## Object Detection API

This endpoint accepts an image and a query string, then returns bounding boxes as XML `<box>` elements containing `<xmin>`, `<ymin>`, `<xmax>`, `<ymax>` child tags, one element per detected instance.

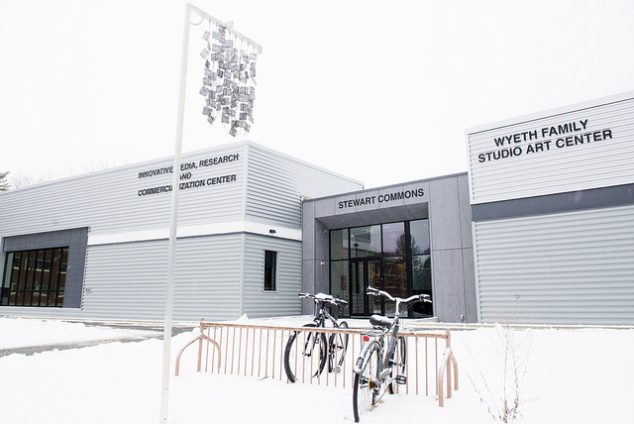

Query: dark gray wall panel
<box><xmin>431</xmin><ymin>249</ymin><xmax>466</xmax><ymax>322</ymax></box>
<box><xmin>429</xmin><ymin>177</ymin><xmax>462</xmax><ymax>251</ymax></box>
<box><xmin>457</xmin><ymin>176</ymin><xmax>473</xmax><ymax>249</ymax></box>
<box><xmin>462</xmin><ymin>248</ymin><xmax>477</xmax><ymax>322</ymax></box>
<box><xmin>472</xmin><ymin>182</ymin><xmax>634</xmax><ymax>221</ymax></box>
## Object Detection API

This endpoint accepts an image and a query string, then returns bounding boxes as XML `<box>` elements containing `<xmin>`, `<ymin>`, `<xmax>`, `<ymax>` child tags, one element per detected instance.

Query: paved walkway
<box><xmin>0</xmin><ymin>324</ymin><xmax>193</xmax><ymax>358</ymax></box>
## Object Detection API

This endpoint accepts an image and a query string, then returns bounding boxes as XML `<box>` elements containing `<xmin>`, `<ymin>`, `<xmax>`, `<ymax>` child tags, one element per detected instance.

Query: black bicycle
<box><xmin>283</xmin><ymin>293</ymin><xmax>349</xmax><ymax>383</ymax></box>
<box><xmin>352</xmin><ymin>286</ymin><xmax>431</xmax><ymax>422</ymax></box>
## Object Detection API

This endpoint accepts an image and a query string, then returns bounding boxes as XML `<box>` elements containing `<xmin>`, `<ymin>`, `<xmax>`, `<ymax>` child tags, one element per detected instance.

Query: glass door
<box><xmin>350</xmin><ymin>259</ymin><xmax>382</xmax><ymax>316</ymax></box>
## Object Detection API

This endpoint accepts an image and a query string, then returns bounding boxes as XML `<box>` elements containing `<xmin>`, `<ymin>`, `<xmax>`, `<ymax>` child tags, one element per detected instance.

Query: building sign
<box><xmin>467</xmin><ymin>93</ymin><xmax>634</xmax><ymax>205</ymax></box>
<box><xmin>136</xmin><ymin>153</ymin><xmax>240</xmax><ymax>197</ymax></box>
<box><xmin>337</xmin><ymin>187</ymin><xmax>425</xmax><ymax>210</ymax></box>
<box><xmin>477</xmin><ymin>119</ymin><xmax>614</xmax><ymax>164</ymax></box>
<box><xmin>332</xmin><ymin>184</ymin><xmax>428</xmax><ymax>215</ymax></box>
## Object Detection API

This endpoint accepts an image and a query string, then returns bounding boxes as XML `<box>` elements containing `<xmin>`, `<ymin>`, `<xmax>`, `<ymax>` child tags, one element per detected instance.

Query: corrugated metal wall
<box><xmin>0</xmin><ymin>141</ymin><xmax>362</xmax><ymax>321</ymax></box>
<box><xmin>246</xmin><ymin>144</ymin><xmax>363</xmax><ymax>227</ymax></box>
<box><xmin>83</xmin><ymin>236</ymin><xmax>243</xmax><ymax>321</ymax></box>
<box><xmin>473</xmin><ymin>205</ymin><xmax>634</xmax><ymax>324</ymax></box>
<box><xmin>242</xmin><ymin>234</ymin><xmax>302</xmax><ymax>318</ymax></box>
<box><xmin>0</xmin><ymin>144</ymin><xmax>246</xmax><ymax>238</ymax></box>
<box><xmin>468</xmin><ymin>94</ymin><xmax>634</xmax><ymax>204</ymax></box>
<box><xmin>0</xmin><ymin>235</ymin><xmax>243</xmax><ymax>321</ymax></box>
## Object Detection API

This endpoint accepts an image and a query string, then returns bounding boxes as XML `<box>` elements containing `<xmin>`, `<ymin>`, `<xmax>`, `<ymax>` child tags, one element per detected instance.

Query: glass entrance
<box><xmin>330</xmin><ymin>219</ymin><xmax>433</xmax><ymax>318</ymax></box>
<box><xmin>350</xmin><ymin>259</ymin><xmax>382</xmax><ymax>316</ymax></box>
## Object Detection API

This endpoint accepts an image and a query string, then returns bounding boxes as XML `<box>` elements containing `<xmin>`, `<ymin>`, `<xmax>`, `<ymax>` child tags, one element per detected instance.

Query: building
<box><xmin>468</xmin><ymin>91</ymin><xmax>634</xmax><ymax>325</ymax></box>
<box><xmin>301</xmin><ymin>174</ymin><xmax>475</xmax><ymax>323</ymax></box>
<box><xmin>2</xmin><ymin>92</ymin><xmax>634</xmax><ymax>324</ymax></box>
<box><xmin>0</xmin><ymin>141</ymin><xmax>362</xmax><ymax>321</ymax></box>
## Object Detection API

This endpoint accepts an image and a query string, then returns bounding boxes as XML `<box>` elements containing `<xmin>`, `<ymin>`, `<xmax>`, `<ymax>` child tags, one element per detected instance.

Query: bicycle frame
<box><xmin>354</xmin><ymin>318</ymin><xmax>400</xmax><ymax>379</ymax></box>
<box><xmin>305</xmin><ymin>298</ymin><xmax>343</xmax><ymax>352</ymax></box>
<box><xmin>354</xmin><ymin>287</ymin><xmax>429</xmax><ymax>380</ymax></box>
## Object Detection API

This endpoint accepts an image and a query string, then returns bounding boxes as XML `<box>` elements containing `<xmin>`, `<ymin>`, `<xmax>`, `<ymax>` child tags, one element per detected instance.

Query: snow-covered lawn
<box><xmin>0</xmin><ymin>317</ymin><xmax>632</xmax><ymax>424</ymax></box>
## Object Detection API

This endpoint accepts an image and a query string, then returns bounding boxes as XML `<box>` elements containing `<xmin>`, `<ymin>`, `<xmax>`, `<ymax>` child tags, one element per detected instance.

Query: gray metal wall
<box><xmin>245</xmin><ymin>144</ymin><xmax>363</xmax><ymax>228</ymax></box>
<box><xmin>428</xmin><ymin>174</ymin><xmax>476</xmax><ymax>323</ymax></box>
<box><xmin>0</xmin><ymin>141</ymin><xmax>361</xmax><ymax>321</ymax></box>
<box><xmin>468</xmin><ymin>92</ymin><xmax>634</xmax><ymax>325</ymax></box>
<box><xmin>242</xmin><ymin>234</ymin><xmax>302</xmax><ymax>318</ymax></box>
<box><xmin>468</xmin><ymin>92</ymin><xmax>634</xmax><ymax>204</ymax></box>
<box><xmin>0</xmin><ymin>235</ymin><xmax>243</xmax><ymax>321</ymax></box>
<box><xmin>0</xmin><ymin>144</ymin><xmax>247</xmax><ymax>238</ymax></box>
<box><xmin>302</xmin><ymin>174</ymin><xmax>476</xmax><ymax>322</ymax></box>
<box><xmin>473</xmin><ymin>204</ymin><xmax>634</xmax><ymax>325</ymax></box>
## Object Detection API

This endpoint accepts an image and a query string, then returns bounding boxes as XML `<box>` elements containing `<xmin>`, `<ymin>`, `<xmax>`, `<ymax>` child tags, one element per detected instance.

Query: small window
<box><xmin>264</xmin><ymin>250</ymin><xmax>277</xmax><ymax>291</ymax></box>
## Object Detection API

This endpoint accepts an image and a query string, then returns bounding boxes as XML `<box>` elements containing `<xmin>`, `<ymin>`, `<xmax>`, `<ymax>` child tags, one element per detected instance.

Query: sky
<box><xmin>1</xmin><ymin>0</ymin><xmax>633</xmax><ymax>189</ymax></box>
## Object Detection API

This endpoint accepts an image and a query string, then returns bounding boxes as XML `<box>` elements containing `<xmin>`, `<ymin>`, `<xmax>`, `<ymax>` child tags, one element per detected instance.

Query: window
<box><xmin>329</xmin><ymin>219</ymin><xmax>433</xmax><ymax>317</ymax></box>
<box><xmin>264</xmin><ymin>250</ymin><xmax>277</xmax><ymax>291</ymax></box>
<box><xmin>1</xmin><ymin>247</ymin><xmax>68</xmax><ymax>307</ymax></box>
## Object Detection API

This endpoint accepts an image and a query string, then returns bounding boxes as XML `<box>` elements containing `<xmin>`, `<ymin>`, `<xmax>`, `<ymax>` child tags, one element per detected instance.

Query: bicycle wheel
<box><xmin>283</xmin><ymin>323</ymin><xmax>327</xmax><ymax>383</ymax></box>
<box><xmin>353</xmin><ymin>346</ymin><xmax>380</xmax><ymax>423</ymax></box>
<box><xmin>387</xmin><ymin>336</ymin><xmax>407</xmax><ymax>394</ymax></box>
<box><xmin>328</xmin><ymin>320</ymin><xmax>349</xmax><ymax>373</ymax></box>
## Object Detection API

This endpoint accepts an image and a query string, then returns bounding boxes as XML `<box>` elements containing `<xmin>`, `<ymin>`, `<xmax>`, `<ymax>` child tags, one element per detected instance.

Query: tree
<box><xmin>0</xmin><ymin>171</ymin><xmax>9</xmax><ymax>191</ymax></box>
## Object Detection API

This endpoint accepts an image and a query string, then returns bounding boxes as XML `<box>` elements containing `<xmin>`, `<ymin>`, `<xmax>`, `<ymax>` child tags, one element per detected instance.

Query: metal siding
<box><xmin>245</xmin><ymin>144</ymin><xmax>363</xmax><ymax>228</ymax></box>
<box><xmin>0</xmin><ymin>141</ymin><xmax>363</xmax><ymax>321</ymax></box>
<box><xmin>242</xmin><ymin>234</ymin><xmax>302</xmax><ymax>318</ymax></box>
<box><xmin>0</xmin><ymin>145</ymin><xmax>247</xmax><ymax>238</ymax></box>
<box><xmin>474</xmin><ymin>205</ymin><xmax>634</xmax><ymax>324</ymax></box>
<box><xmin>468</xmin><ymin>96</ymin><xmax>634</xmax><ymax>204</ymax></box>
<box><xmin>0</xmin><ymin>235</ymin><xmax>243</xmax><ymax>321</ymax></box>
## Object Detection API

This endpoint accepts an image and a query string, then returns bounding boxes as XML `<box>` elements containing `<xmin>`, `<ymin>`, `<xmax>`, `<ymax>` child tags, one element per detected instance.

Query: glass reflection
<box><xmin>330</xmin><ymin>229</ymin><xmax>349</xmax><ymax>260</ymax></box>
<box><xmin>382</xmin><ymin>222</ymin><xmax>405</xmax><ymax>256</ymax></box>
<box><xmin>350</xmin><ymin>225</ymin><xmax>381</xmax><ymax>258</ymax></box>
<box><xmin>330</xmin><ymin>260</ymin><xmax>349</xmax><ymax>315</ymax></box>
<box><xmin>410</xmin><ymin>220</ymin><xmax>431</xmax><ymax>254</ymax></box>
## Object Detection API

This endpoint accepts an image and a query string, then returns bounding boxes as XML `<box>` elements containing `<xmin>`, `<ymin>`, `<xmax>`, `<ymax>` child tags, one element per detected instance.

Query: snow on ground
<box><xmin>0</xmin><ymin>317</ymin><xmax>633</xmax><ymax>424</ymax></box>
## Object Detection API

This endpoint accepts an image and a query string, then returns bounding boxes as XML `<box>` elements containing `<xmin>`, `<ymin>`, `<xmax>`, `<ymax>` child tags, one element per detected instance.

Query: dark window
<box><xmin>264</xmin><ymin>250</ymin><xmax>277</xmax><ymax>291</ymax></box>
<box><xmin>1</xmin><ymin>247</ymin><xmax>68</xmax><ymax>307</ymax></box>
<box><xmin>329</xmin><ymin>219</ymin><xmax>433</xmax><ymax>317</ymax></box>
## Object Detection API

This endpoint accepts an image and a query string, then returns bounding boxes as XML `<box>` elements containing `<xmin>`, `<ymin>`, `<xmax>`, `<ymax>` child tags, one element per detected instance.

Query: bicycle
<box><xmin>283</xmin><ymin>292</ymin><xmax>349</xmax><ymax>383</ymax></box>
<box><xmin>352</xmin><ymin>286</ymin><xmax>431</xmax><ymax>422</ymax></box>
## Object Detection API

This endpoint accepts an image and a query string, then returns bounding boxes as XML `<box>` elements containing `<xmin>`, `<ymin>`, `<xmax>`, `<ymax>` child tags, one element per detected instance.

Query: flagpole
<box><xmin>159</xmin><ymin>3</ymin><xmax>194</xmax><ymax>423</ymax></box>
<box><xmin>159</xmin><ymin>4</ymin><xmax>262</xmax><ymax>422</ymax></box>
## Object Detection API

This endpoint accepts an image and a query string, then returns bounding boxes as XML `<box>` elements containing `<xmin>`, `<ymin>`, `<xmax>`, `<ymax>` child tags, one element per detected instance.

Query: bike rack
<box><xmin>175</xmin><ymin>320</ymin><xmax>459</xmax><ymax>408</ymax></box>
<box><xmin>435</xmin><ymin>330</ymin><xmax>459</xmax><ymax>407</ymax></box>
<box><xmin>175</xmin><ymin>319</ymin><xmax>222</xmax><ymax>376</ymax></box>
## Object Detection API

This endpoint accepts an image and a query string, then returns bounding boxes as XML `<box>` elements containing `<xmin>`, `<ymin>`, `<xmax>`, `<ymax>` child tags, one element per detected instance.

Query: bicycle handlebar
<box><xmin>297</xmin><ymin>292</ymin><xmax>348</xmax><ymax>305</ymax></box>
<box><xmin>366</xmin><ymin>285</ymin><xmax>431</xmax><ymax>304</ymax></box>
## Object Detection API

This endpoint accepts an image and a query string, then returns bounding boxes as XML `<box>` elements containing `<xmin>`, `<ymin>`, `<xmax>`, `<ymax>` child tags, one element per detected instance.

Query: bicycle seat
<box><xmin>369</xmin><ymin>314</ymin><xmax>393</xmax><ymax>329</ymax></box>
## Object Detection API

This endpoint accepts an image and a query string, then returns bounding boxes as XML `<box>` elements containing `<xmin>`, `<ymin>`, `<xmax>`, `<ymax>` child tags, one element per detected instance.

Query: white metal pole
<box><xmin>160</xmin><ymin>4</ymin><xmax>193</xmax><ymax>423</ymax></box>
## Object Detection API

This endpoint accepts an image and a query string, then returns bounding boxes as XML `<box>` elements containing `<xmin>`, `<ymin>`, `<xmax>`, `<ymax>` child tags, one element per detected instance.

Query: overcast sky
<box><xmin>1</xmin><ymin>0</ymin><xmax>633</xmax><ymax>189</ymax></box>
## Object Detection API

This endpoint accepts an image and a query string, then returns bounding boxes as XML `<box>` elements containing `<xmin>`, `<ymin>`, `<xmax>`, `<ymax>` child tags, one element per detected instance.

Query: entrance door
<box><xmin>350</xmin><ymin>259</ymin><xmax>382</xmax><ymax>316</ymax></box>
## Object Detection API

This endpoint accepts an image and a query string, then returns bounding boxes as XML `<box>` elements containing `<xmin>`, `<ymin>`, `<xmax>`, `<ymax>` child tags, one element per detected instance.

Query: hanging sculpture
<box><xmin>199</xmin><ymin>21</ymin><xmax>259</xmax><ymax>137</ymax></box>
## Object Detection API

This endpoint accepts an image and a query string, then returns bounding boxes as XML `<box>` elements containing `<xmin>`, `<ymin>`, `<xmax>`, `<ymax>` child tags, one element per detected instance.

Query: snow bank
<box><xmin>0</xmin><ymin>318</ymin><xmax>632</xmax><ymax>424</ymax></box>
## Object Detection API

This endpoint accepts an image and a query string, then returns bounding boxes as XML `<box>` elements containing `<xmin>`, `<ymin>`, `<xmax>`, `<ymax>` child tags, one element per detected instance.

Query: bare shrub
<box><xmin>466</xmin><ymin>323</ymin><xmax>531</xmax><ymax>423</ymax></box>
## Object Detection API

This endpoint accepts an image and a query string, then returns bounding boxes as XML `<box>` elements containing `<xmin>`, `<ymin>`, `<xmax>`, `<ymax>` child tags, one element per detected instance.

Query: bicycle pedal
<box><xmin>395</xmin><ymin>375</ymin><xmax>407</xmax><ymax>385</ymax></box>
<box><xmin>334</xmin><ymin>366</ymin><xmax>342</xmax><ymax>373</ymax></box>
